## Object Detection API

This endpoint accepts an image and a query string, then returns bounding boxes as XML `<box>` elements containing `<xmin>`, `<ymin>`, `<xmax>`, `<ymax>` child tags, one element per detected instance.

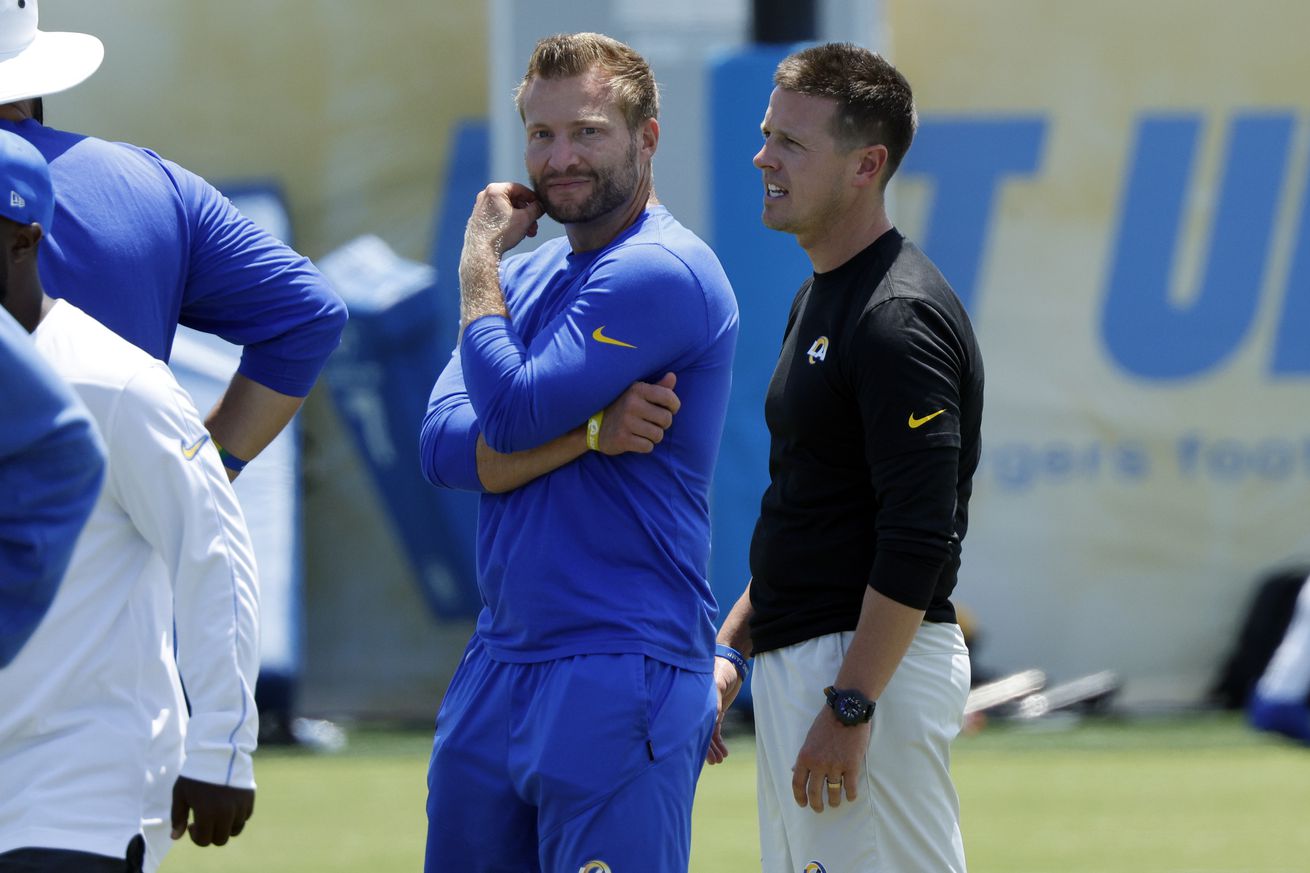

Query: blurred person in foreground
<box><xmin>1249</xmin><ymin>572</ymin><xmax>1310</xmax><ymax>744</ymax></box>
<box><xmin>0</xmin><ymin>132</ymin><xmax>259</xmax><ymax>873</ymax></box>
<box><xmin>0</xmin><ymin>305</ymin><xmax>103</xmax><ymax>668</ymax></box>
<box><xmin>0</xmin><ymin>1</ymin><xmax>346</xmax><ymax>482</ymax></box>
<box><xmin>0</xmin><ymin>0</ymin><xmax>343</xmax><ymax>756</ymax></box>
<box><xmin>420</xmin><ymin>32</ymin><xmax>738</xmax><ymax>872</ymax></box>
<box><xmin>709</xmin><ymin>44</ymin><xmax>982</xmax><ymax>873</ymax></box>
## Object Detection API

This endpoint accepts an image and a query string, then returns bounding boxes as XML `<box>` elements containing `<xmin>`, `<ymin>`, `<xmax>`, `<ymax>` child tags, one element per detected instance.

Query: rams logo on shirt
<box><xmin>803</xmin><ymin>862</ymin><xmax>828</xmax><ymax>873</ymax></box>
<box><xmin>806</xmin><ymin>335</ymin><xmax>829</xmax><ymax>364</ymax></box>
<box><xmin>579</xmin><ymin>862</ymin><xmax>612</xmax><ymax>873</ymax></box>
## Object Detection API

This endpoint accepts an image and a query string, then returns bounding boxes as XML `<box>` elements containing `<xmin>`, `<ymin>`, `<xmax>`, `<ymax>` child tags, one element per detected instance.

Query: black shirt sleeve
<box><xmin>866</xmin><ymin>447</ymin><xmax>960</xmax><ymax>609</ymax></box>
<box><xmin>852</xmin><ymin>296</ymin><xmax>967</xmax><ymax>460</ymax></box>
<box><xmin>852</xmin><ymin>297</ymin><xmax>969</xmax><ymax>608</ymax></box>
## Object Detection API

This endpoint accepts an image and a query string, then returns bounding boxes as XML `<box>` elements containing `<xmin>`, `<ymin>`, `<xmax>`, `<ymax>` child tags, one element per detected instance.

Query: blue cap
<box><xmin>0</xmin><ymin>129</ymin><xmax>52</xmax><ymax>231</ymax></box>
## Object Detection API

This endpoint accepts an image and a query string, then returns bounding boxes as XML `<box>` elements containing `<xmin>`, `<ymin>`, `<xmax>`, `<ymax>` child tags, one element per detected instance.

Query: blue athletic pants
<box><xmin>425</xmin><ymin>637</ymin><xmax>715</xmax><ymax>872</ymax></box>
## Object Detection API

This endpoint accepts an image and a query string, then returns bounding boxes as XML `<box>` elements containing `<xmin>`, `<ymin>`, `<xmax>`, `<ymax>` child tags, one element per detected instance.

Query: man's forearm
<box><xmin>716</xmin><ymin>582</ymin><xmax>755</xmax><ymax>658</ymax></box>
<box><xmin>834</xmin><ymin>586</ymin><xmax>926</xmax><ymax>700</ymax></box>
<box><xmin>472</xmin><ymin>372</ymin><xmax>685</xmax><ymax>492</ymax></box>
<box><xmin>459</xmin><ymin>239</ymin><xmax>509</xmax><ymax>330</ymax></box>
<box><xmin>458</xmin><ymin>181</ymin><xmax>541</xmax><ymax>330</ymax></box>
<box><xmin>204</xmin><ymin>373</ymin><xmax>305</xmax><ymax>480</ymax></box>
<box><xmin>475</xmin><ymin>428</ymin><xmax>588</xmax><ymax>494</ymax></box>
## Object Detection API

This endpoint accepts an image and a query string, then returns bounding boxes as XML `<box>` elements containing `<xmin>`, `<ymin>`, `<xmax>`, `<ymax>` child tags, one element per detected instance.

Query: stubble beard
<box><xmin>533</xmin><ymin>139</ymin><xmax>641</xmax><ymax>225</ymax></box>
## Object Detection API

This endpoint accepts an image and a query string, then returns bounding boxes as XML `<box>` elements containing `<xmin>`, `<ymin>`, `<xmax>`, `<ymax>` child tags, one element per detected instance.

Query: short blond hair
<box><xmin>514</xmin><ymin>32</ymin><xmax>660</xmax><ymax>131</ymax></box>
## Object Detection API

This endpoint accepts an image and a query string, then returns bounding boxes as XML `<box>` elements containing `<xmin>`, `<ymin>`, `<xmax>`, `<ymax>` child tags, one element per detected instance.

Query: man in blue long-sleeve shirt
<box><xmin>0</xmin><ymin>2</ymin><xmax>346</xmax><ymax>479</ymax></box>
<box><xmin>420</xmin><ymin>32</ymin><xmax>738</xmax><ymax>873</ymax></box>
<box><xmin>0</xmin><ymin>306</ymin><xmax>104</xmax><ymax>667</ymax></box>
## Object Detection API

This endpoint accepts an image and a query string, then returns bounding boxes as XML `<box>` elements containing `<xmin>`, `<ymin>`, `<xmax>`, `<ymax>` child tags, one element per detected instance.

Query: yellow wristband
<box><xmin>586</xmin><ymin>411</ymin><xmax>604</xmax><ymax>451</ymax></box>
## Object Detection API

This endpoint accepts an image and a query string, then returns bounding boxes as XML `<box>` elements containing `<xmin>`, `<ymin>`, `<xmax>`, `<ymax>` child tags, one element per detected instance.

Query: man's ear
<box><xmin>639</xmin><ymin>116</ymin><xmax>660</xmax><ymax>160</ymax></box>
<box><xmin>853</xmin><ymin>144</ymin><xmax>890</xmax><ymax>189</ymax></box>
<box><xmin>11</xmin><ymin>223</ymin><xmax>43</xmax><ymax>262</ymax></box>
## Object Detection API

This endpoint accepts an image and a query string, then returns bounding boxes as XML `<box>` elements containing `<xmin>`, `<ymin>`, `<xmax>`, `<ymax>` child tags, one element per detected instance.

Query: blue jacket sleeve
<box><xmin>163</xmin><ymin>157</ymin><xmax>348</xmax><ymax>397</ymax></box>
<box><xmin>419</xmin><ymin>344</ymin><xmax>485</xmax><ymax>492</ymax></box>
<box><xmin>0</xmin><ymin>311</ymin><xmax>106</xmax><ymax>666</ymax></box>
<box><xmin>462</xmin><ymin>244</ymin><xmax>710</xmax><ymax>453</ymax></box>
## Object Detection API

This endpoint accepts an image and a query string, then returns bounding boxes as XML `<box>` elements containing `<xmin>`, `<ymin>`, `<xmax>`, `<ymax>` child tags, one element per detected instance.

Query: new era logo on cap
<box><xmin>0</xmin><ymin>130</ymin><xmax>52</xmax><ymax>229</ymax></box>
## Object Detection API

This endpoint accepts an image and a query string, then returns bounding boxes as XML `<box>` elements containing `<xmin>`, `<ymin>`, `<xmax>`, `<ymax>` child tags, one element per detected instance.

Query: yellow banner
<box><xmin>889</xmin><ymin>0</ymin><xmax>1310</xmax><ymax>702</ymax></box>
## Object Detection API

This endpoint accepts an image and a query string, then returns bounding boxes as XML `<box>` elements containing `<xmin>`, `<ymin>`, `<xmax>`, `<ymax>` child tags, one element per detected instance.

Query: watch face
<box><xmin>825</xmin><ymin>687</ymin><xmax>872</xmax><ymax>725</ymax></box>
<box><xmin>828</xmin><ymin>690</ymin><xmax>871</xmax><ymax>725</ymax></box>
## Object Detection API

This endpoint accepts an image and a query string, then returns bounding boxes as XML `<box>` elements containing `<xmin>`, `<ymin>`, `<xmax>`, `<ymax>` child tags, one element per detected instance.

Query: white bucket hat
<box><xmin>0</xmin><ymin>0</ymin><xmax>103</xmax><ymax>105</ymax></box>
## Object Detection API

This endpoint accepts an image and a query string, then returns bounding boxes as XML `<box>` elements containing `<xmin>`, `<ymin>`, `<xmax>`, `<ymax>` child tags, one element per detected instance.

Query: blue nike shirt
<box><xmin>0</xmin><ymin>119</ymin><xmax>346</xmax><ymax>397</ymax></box>
<box><xmin>422</xmin><ymin>206</ymin><xmax>739</xmax><ymax>670</ymax></box>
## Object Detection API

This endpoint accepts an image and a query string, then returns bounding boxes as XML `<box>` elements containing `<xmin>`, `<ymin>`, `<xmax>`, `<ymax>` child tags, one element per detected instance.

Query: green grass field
<box><xmin>168</xmin><ymin>713</ymin><xmax>1309</xmax><ymax>872</ymax></box>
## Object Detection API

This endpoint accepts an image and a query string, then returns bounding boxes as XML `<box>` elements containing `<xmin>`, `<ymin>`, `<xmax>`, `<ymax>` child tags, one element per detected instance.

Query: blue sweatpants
<box><xmin>425</xmin><ymin>636</ymin><xmax>716</xmax><ymax>872</ymax></box>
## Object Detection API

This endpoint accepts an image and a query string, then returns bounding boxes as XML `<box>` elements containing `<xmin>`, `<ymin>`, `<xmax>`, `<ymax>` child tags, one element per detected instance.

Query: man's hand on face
<box><xmin>466</xmin><ymin>181</ymin><xmax>547</xmax><ymax>256</ymax></box>
<box><xmin>460</xmin><ymin>181</ymin><xmax>547</xmax><ymax>327</ymax></box>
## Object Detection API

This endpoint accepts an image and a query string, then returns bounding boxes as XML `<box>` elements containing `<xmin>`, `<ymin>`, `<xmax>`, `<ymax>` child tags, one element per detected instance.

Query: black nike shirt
<box><xmin>747</xmin><ymin>229</ymin><xmax>984</xmax><ymax>654</ymax></box>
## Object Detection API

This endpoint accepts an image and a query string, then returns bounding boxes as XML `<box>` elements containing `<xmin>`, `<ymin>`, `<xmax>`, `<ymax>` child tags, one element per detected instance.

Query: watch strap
<box><xmin>824</xmin><ymin>685</ymin><xmax>876</xmax><ymax>725</ymax></box>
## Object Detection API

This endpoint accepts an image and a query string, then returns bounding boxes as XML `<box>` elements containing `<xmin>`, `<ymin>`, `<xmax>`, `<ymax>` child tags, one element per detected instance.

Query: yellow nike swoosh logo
<box><xmin>908</xmin><ymin>409</ymin><xmax>946</xmax><ymax>429</ymax></box>
<box><xmin>181</xmin><ymin>434</ymin><xmax>211</xmax><ymax>461</ymax></box>
<box><xmin>592</xmin><ymin>326</ymin><xmax>637</xmax><ymax>349</ymax></box>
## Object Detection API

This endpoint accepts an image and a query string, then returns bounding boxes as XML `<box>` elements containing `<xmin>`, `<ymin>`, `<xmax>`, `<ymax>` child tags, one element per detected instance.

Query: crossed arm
<box><xmin>474</xmin><ymin>373</ymin><xmax>680</xmax><ymax>493</ymax></box>
<box><xmin>424</xmin><ymin>181</ymin><xmax>691</xmax><ymax>491</ymax></box>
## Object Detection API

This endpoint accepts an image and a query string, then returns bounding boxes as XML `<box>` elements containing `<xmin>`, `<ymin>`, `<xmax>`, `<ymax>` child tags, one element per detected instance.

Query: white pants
<box><xmin>1256</xmin><ymin>575</ymin><xmax>1310</xmax><ymax>701</ymax></box>
<box><xmin>754</xmin><ymin>624</ymin><xmax>971</xmax><ymax>873</ymax></box>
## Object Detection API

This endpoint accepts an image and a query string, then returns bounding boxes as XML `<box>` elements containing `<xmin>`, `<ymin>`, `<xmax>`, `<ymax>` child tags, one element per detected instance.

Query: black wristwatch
<box><xmin>824</xmin><ymin>685</ymin><xmax>876</xmax><ymax>726</ymax></box>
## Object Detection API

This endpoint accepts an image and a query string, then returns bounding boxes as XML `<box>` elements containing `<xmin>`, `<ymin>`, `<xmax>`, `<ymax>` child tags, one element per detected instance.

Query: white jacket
<box><xmin>0</xmin><ymin>300</ymin><xmax>259</xmax><ymax>861</ymax></box>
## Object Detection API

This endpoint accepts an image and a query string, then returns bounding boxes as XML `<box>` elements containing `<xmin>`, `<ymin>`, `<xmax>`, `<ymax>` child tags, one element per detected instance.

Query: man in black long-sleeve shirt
<box><xmin>707</xmin><ymin>43</ymin><xmax>982</xmax><ymax>873</ymax></box>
